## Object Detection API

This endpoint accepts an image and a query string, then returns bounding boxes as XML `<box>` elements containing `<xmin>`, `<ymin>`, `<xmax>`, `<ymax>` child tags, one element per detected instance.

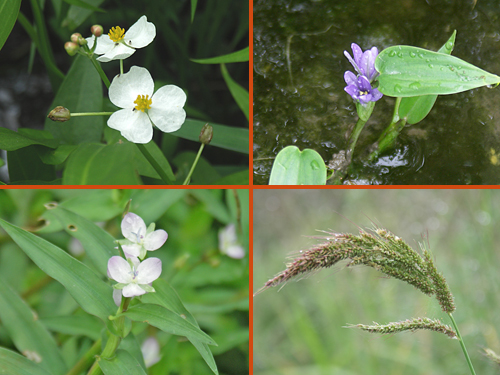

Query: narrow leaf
<box><xmin>0</xmin><ymin>218</ymin><xmax>116</xmax><ymax>321</ymax></box>
<box><xmin>0</xmin><ymin>347</ymin><xmax>54</xmax><ymax>375</ymax></box>
<box><xmin>40</xmin><ymin>315</ymin><xmax>102</xmax><ymax>340</ymax></box>
<box><xmin>221</xmin><ymin>64</ymin><xmax>249</xmax><ymax>120</ymax></box>
<box><xmin>0</xmin><ymin>276</ymin><xmax>67</xmax><ymax>375</ymax></box>
<box><xmin>191</xmin><ymin>47</ymin><xmax>249</xmax><ymax>64</ymax></box>
<box><xmin>121</xmin><ymin>303</ymin><xmax>217</xmax><ymax>346</ymax></box>
<box><xmin>0</xmin><ymin>0</ymin><xmax>21</xmax><ymax>51</ymax></box>
<box><xmin>269</xmin><ymin>146</ymin><xmax>326</xmax><ymax>185</ymax></box>
<box><xmin>98</xmin><ymin>350</ymin><xmax>147</xmax><ymax>375</ymax></box>
<box><xmin>376</xmin><ymin>44</ymin><xmax>500</xmax><ymax>97</ymax></box>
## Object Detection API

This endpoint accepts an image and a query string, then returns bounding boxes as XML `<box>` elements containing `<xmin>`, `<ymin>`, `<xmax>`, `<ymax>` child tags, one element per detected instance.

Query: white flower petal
<box><xmin>148</xmin><ymin>85</ymin><xmax>186</xmax><ymax>133</ymax></box>
<box><xmin>141</xmin><ymin>337</ymin><xmax>161</xmax><ymax>368</ymax></box>
<box><xmin>122</xmin><ymin>283</ymin><xmax>146</xmax><ymax>297</ymax></box>
<box><xmin>109</xmin><ymin>66</ymin><xmax>154</xmax><ymax>109</ymax></box>
<box><xmin>124</xmin><ymin>15</ymin><xmax>156</xmax><ymax>49</ymax></box>
<box><xmin>108</xmin><ymin>109</ymin><xmax>153</xmax><ymax>144</ymax></box>
<box><xmin>122</xmin><ymin>213</ymin><xmax>147</xmax><ymax>242</ymax></box>
<box><xmin>108</xmin><ymin>256</ymin><xmax>132</xmax><ymax>283</ymax></box>
<box><xmin>136</xmin><ymin>257</ymin><xmax>162</xmax><ymax>284</ymax></box>
<box><xmin>87</xmin><ymin>34</ymin><xmax>115</xmax><ymax>55</ymax></box>
<box><xmin>226</xmin><ymin>245</ymin><xmax>245</xmax><ymax>259</ymax></box>
<box><xmin>143</xmin><ymin>229</ymin><xmax>168</xmax><ymax>250</ymax></box>
<box><xmin>96</xmin><ymin>43</ymin><xmax>135</xmax><ymax>62</ymax></box>
<box><xmin>148</xmin><ymin>107</ymin><xmax>186</xmax><ymax>133</ymax></box>
<box><xmin>122</xmin><ymin>244</ymin><xmax>142</xmax><ymax>258</ymax></box>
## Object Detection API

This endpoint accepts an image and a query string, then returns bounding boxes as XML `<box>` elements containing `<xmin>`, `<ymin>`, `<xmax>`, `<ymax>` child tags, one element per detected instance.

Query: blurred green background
<box><xmin>0</xmin><ymin>189</ymin><xmax>249</xmax><ymax>375</ymax></box>
<box><xmin>253</xmin><ymin>189</ymin><xmax>500</xmax><ymax>375</ymax></box>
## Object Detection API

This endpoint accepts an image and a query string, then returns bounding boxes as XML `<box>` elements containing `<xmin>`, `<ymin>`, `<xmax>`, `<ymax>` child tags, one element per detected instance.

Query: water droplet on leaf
<box><xmin>409</xmin><ymin>82</ymin><xmax>421</xmax><ymax>90</ymax></box>
<box><xmin>310</xmin><ymin>160</ymin><xmax>320</xmax><ymax>170</ymax></box>
<box><xmin>394</xmin><ymin>84</ymin><xmax>403</xmax><ymax>93</ymax></box>
<box><xmin>428</xmin><ymin>64</ymin><xmax>434</xmax><ymax>68</ymax></box>
<box><xmin>389</xmin><ymin>50</ymin><xmax>396</xmax><ymax>57</ymax></box>
<box><xmin>397</xmin><ymin>52</ymin><xmax>403</xmax><ymax>58</ymax></box>
<box><xmin>410</xmin><ymin>52</ymin><xmax>416</xmax><ymax>58</ymax></box>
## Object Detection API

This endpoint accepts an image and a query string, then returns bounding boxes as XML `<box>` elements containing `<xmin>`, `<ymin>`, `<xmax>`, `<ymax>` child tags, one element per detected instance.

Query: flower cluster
<box><xmin>107</xmin><ymin>213</ymin><xmax>166</xmax><ymax>300</ymax></box>
<box><xmin>218</xmin><ymin>224</ymin><xmax>245</xmax><ymax>259</ymax></box>
<box><xmin>344</xmin><ymin>43</ymin><xmax>383</xmax><ymax>105</ymax></box>
<box><xmin>257</xmin><ymin>226</ymin><xmax>455</xmax><ymax>314</ymax></box>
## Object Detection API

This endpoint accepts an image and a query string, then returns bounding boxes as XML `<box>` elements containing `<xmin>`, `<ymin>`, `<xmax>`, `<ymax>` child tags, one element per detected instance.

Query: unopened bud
<box><xmin>70</xmin><ymin>33</ymin><xmax>82</xmax><ymax>43</ymax></box>
<box><xmin>64</xmin><ymin>42</ymin><xmax>78</xmax><ymax>56</ymax></box>
<box><xmin>91</xmin><ymin>25</ymin><xmax>104</xmax><ymax>37</ymax></box>
<box><xmin>77</xmin><ymin>36</ymin><xmax>87</xmax><ymax>46</ymax></box>
<box><xmin>199</xmin><ymin>123</ymin><xmax>213</xmax><ymax>145</ymax></box>
<box><xmin>47</xmin><ymin>106</ymin><xmax>71</xmax><ymax>122</ymax></box>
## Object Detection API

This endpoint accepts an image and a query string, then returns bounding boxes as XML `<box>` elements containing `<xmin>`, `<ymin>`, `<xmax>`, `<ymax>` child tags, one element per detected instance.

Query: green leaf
<box><xmin>0</xmin><ymin>276</ymin><xmax>67</xmax><ymax>375</ymax></box>
<box><xmin>40</xmin><ymin>145</ymin><xmax>77</xmax><ymax>165</ymax></box>
<box><xmin>0</xmin><ymin>0</ymin><xmax>21</xmax><ymax>51</ymax></box>
<box><xmin>0</xmin><ymin>218</ymin><xmax>117</xmax><ymax>321</ymax></box>
<box><xmin>64</xmin><ymin>0</ymin><xmax>105</xmax><ymax>29</ymax></box>
<box><xmin>173</xmin><ymin>119</ymin><xmax>248</xmax><ymax>154</ymax></box>
<box><xmin>398</xmin><ymin>30</ymin><xmax>456</xmax><ymax>124</ymax></box>
<box><xmin>212</xmin><ymin>169</ymin><xmax>249</xmax><ymax>185</ymax></box>
<box><xmin>62</xmin><ymin>143</ymin><xmax>142</xmax><ymax>185</ymax></box>
<box><xmin>141</xmin><ymin>279</ymin><xmax>219</xmax><ymax>375</ymax></box>
<box><xmin>0</xmin><ymin>128</ymin><xmax>58</xmax><ymax>151</ymax></box>
<box><xmin>191</xmin><ymin>47</ymin><xmax>249</xmax><ymax>64</ymax></box>
<box><xmin>98</xmin><ymin>350</ymin><xmax>147</xmax><ymax>375</ymax></box>
<box><xmin>0</xmin><ymin>347</ymin><xmax>54</xmax><ymax>375</ymax></box>
<box><xmin>63</xmin><ymin>0</ymin><xmax>105</xmax><ymax>12</ymax></box>
<box><xmin>191</xmin><ymin>0</ymin><xmax>198</xmax><ymax>22</ymax></box>
<box><xmin>269</xmin><ymin>146</ymin><xmax>326</xmax><ymax>185</ymax></box>
<box><xmin>376</xmin><ymin>43</ymin><xmax>500</xmax><ymax>97</ymax></box>
<box><xmin>133</xmin><ymin>141</ymin><xmax>175</xmax><ymax>181</ymax></box>
<box><xmin>8</xmin><ymin>145</ymin><xmax>56</xmax><ymax>183</ymax></box>
<box><xmin>44</xmin><ymin>54</ymin><xmax>104</xmax><ymax>144</ymax></box>
<box><xmin>40</xmin><ymin>315</ymin><xmax>102</xmax><ymax>340</ymax></box>
<box><xmin>121</xmin><ymin>304</ymin><xmax>217</xmax><ymax>346</ymax></box>
<box><xmin>221</xmin><ymin>64</ymin><xmax>249</xmax><ymax>120</ymax></box>
<box><xmin>45</xmin><ymin>206</ymin><xmax>119</xmax><ymax>276</ymax></box>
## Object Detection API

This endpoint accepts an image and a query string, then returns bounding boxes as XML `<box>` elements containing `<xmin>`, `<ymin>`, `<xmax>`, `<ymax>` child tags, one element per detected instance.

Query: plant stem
<box><xmin>66</xmin><ymin>339</ymin><xmax>101</xmax><ymax>375</ymax></box>
<box><xmin>368</xmin><ymin>97</ymin><xmax>403</xmax><ymax>161</ymax></box>
<box><xmin>71</xmin><ymin>112</ymin><xmax>114</xmax><ymax>117</ymax></box>
<box><xmin>448</xmin><ymin>313</ymin><xmax>476</xmax><ymax>375</ymax></box>
<box><xmin>120</xmin><ymin>59</ymin><xmax>124</xmax><ymax>75</ymax></box>
<box><xmin>88</xmin><ymin>57</ymin><xmax>110</xmax><ymax>89</ymax></box>
<box><xmin>183</xmin><ymin>143</ymin><xmax>205</xmax><ymax>185</ymax></box>
<box><xmin>346</xmin><ymin>117</ymin><xmax>368</xmax><ymax>160</ymax></box>
<box><xmin>136</xmin><ymin>144</ymin><xmax>173</xmax><ymax>184</ymax></box>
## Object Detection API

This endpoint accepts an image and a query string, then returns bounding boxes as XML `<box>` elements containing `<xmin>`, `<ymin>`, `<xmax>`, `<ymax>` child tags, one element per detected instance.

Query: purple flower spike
<box><xmin>344</xmin><ymin>71</ymin><xmax>383</xmax><ymax>105</ymax></box>
<box><xmin>344</xmin><ymin>43</ymin><xmax>379</xmax><ymax>82</ymax></box>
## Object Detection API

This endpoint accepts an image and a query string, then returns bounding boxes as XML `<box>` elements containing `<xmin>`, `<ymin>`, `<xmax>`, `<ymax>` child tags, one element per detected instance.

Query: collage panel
<box><xmin>0</xmin><ymin>2</ymin><xmax>249</xmax><ymax>186</ymax></box>
<box><xmin>253</xmin><ymin>1</ymin><xmax>500</xmax><ymax>185</ymax></box>
<box><xmin>253</xmin><ymin>189</ymin><xmax>500</xmax><ymax>374</ymax></box>
<box><xmin>0</xmin><ymin>189</ymin><xmax>249</xmax><ymax>374</ymax></box>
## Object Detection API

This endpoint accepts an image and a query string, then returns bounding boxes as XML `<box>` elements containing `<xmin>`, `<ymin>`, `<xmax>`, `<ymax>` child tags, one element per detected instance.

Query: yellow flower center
<box><xmin>134</xmin><ymin>95</ymin><xmax>152</xmax><ymax>112</ymax></box>
<box><xmin>108</xmin><ymin>26</ymin><xmax>125</xmax><ymax>43</ymax></box>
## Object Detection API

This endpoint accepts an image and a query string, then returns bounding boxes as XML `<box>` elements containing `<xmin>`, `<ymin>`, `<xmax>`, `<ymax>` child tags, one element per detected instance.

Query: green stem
<box><xmin>136</xmin><ymin>144</ymin><xmax>173</xmax><ymax>184</ymax></box>
<box><xmin>66</xmin><ymin>339</ymin><xmax>101</xmax><ymax>375</ymax></box>
<box><xmin>120</xmin><ymin>59</ymin><xmax>124</xmax><ymax>75</ymax></box>
<box><xmin>89</xmin><ymin>57</ymin><xmax>110</xmax><ymax>89</ymax></box>
<box><xmin>71</xmin><ymin>112</ymin><xmax>114</xmax><ymax>117</ymax></box>
<box><xmin>346</xmin><ymin>117</ymin><xmax>368</xmax><ymax>161</ymax></box>
<box><xmin>448</xmin><ymin>313</ymin><xmax>476</xmax><ymax>375</ymax></box>
<box><xmin>183</xmin><ymin>143</ymin><xmax>205</xmax><ymax>185</ymax></box>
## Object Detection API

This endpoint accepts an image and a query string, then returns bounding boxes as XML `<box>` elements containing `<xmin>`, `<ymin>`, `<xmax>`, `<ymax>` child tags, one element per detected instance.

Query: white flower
<box><xmin>107</xmin><ymin>256</ymin><xmax>162</xmax><ymax>298</ymax></box>
<box><xmin>107</xmin><ymin>66</ymin><xmax>187</xmax><ymax>143</ymax></box>
<box><xmin>218</xmin><ymin>224</ymin><xmax>245</xmax><ymax>259</ymax></box>
<box><xmin>141</xmin><ymin>337</ymin><xmax>161</xmax><ymax>367</ymax></box>
<box><xmin>86</xmin><ymin>15</ymin><xmax>155</xmax><ymax>62</ymax></box>
<box><xmin>117</xmin><ymin>212</ymin><xmax>168</xmax><ymax>259</ymax></box>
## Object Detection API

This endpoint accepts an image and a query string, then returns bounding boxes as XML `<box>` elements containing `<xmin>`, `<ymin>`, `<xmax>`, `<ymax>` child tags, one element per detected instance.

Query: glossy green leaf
<box><xmin>133</xmin><ymin>141</ymin><xmax>175</xmax><ymax>182</ymax></box>
<box><xmin>0</xmin><ymin>128</ymin><xmax>58</xmax><ymax>151</ymax></box>
<box><xmin>141</xmin><ymin>279</ymin><xmax>219</xmax><ymax>375</ymax></box>
<box><xmin>62</xmin><ymin>143</ymin><xmax>142</xmax><ymax>185</ymax></box>
<box><xmin>269</xmin><ymin>146</ymin><xmax>326</xmax><ymax>185</ymax></box>
<box><xmin>191</xmin><ymin>47</ymin><xmax>249</xmax><ymax>64</ymax></box>
<box><xmin>376</xmin><ymin>44</ymin><xmax>500</xmax><ymax>97</ymax></box>
<box><xmin>40</xmin><ymin>145</ymin><xmax>77</xmax><ymax>165</ymax></box>
<box><xmin>121</xmin><ymin>303</ymin><xmax>217</xmax><ymax>346</ymax></box>
<box><xmin>221</xmin><ymin>64</ymin><xmax>249</xmax><ymax>120</ymax></box>
<box><xmin>0</xmin><ymin>0</ymin><xmax>21</xmax><ymax>51</ymax></box>
<box><xmin>398</xmin><ymin>30</ymin><xmax>456</xmax><ymax>124</ymax></box>
<box><xmin>40</xmin><ymin>315</ymin><xmax>102</xmax><ymax>340</ymax></box>
<box><xmin>98</xmin><ymin>350</ymin><xmax>147</xmax><ymax>375</ymax></box>
<box><xmin>0</xmin><ymin>347</ymin><xmax>54</xmax><ymax>375</ymax></box>
<box><xmin>172</xmin><ymin>119</ymin><xmax>248</xmax><ymax>154</ymax></box>
<box><xmin>0</xmin><ymin>276</ymin><xmax>67</xmax><ymax>375</ymax></box>
<box><xmin>0</xmin><ymin>218</ymin><xmax>116</xmax><ymax>321</ymax></box>
<box><xmin>44</xmin><ymin>55</ymin><xmax>103</xmax><ymax>144</ymax></box>
<box><xmin>46</xmin><ymin>206</ymin><xmax>119</xmax><ymax>276</ymax></box>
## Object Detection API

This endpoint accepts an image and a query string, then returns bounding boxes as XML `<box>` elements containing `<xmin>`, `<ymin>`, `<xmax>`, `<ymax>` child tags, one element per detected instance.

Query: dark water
<box><xmin>253</xmin><ymin>0</ymin><xmax>500</xmax><ymax>184</ymax></box>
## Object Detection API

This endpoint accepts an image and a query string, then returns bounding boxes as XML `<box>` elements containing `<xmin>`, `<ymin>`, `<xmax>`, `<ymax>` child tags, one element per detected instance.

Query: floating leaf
<box><xmin>269</xmin><ymin>146</ymin><xmax>326</xmax><ymax>185</ymax></box>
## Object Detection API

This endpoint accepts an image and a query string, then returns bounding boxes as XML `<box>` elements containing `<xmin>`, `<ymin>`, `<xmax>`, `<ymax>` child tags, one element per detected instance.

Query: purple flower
<box><xmin>344</xmin><ymin>43</ymin><xmax>379</xmax><ymax>82</ymax></box>
<box><xmin>344</xmin><ymin>71</ymin><xmax>383</xmax><ymax>105</ymax></box>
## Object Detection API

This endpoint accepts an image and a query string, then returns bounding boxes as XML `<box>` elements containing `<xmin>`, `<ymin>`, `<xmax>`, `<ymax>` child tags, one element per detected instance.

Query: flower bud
<box><xmin>64</xmin><ymin>42</ymin><xmax>78</xmax><ymax>56</ymax></box>
<box><xmin>199</xmin><ymin>123</ymin><xmax>213</xmax><ymax>145</ymax></box>
<box><xmin>47</xmin><ymin>106</ymin><xmax>71</xmax><ymax>122</ymax></box>
<box><xmin>77</xmin><ymin>36</ymin><xmax>87</xmax><ymax>46</ymax></box>
<box><xmin>91</xmin><ymin>25</ymin><xmax>104</xmax><ymax>37</ymax></box>
<box><xmin>70</xmin><ymin>33</ymin><xmax>82</xmax><ymax>43</ymax></box>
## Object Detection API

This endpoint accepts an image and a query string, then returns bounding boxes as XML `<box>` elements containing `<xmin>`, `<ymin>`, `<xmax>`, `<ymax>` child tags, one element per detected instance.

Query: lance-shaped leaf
<box><xmin>0</xmin><ymin>347</ymin><xmax>54</xmax><ymax>375</ymax></box>
<box><xmin>0</xmin><ymin>276</ymin><xmax>67</xmax><ymax>375</ymax></box>
<box><xmin>121</xmin><ymin>303</ymin><xmax>217</xmax><ymax>346</ymax></box>
<box><xmin>98</xmin><ymin>349</ymin><xmax>147</xmax><ymax>375</ymax></box>
<box><xmin>398</xmin><ymin>30</ymin><xmax>456</xmax><ymax>124</ymax></box>
<box><xmin>376</xmin><ymin>44</ymin><xmax>500</xmax><ymax>97</ymax></box>
<box><xmin>0</xmin><ymin>218</ymin><xmax>116</xmax><ymax>321</ymax></box>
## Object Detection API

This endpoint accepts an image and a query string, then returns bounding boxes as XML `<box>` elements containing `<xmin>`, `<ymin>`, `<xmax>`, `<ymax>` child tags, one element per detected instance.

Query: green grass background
<box><xmin>253</xmin><ymin>189</ymin><xmax>500</xmax><ymax>375</ymax></box>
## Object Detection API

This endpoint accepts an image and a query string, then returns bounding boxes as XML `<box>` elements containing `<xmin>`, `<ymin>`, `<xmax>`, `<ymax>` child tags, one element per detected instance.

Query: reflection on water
<box><xmin>253</xmin><ymin>0</ymin><xmax>500</xmax><ymax>184</ymax></box>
